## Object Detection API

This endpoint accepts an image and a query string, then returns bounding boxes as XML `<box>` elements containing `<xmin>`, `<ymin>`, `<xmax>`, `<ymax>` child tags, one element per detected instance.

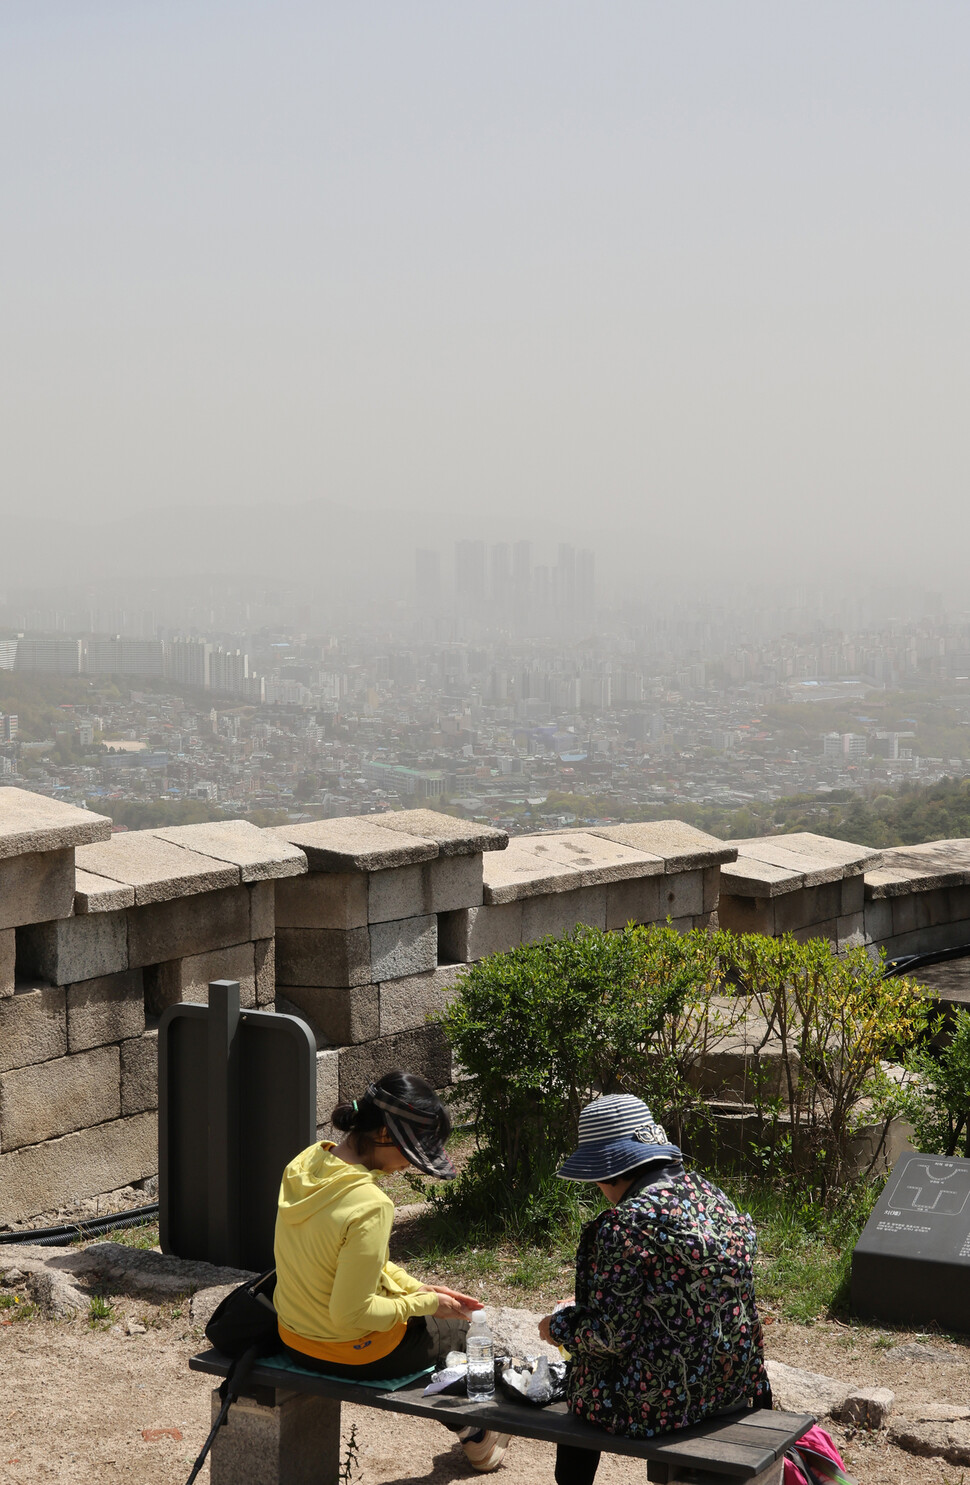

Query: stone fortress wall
<box><xmin>2</xmin><ymin>786</ymin><xmax>970</xmax><ymax>1225</ymax></box>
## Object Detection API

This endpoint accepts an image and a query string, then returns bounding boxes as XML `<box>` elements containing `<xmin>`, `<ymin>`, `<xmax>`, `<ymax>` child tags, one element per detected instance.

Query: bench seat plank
<box><xmin>190</xmin><ymin>1350</ymin><xmax>812</xmax><ymax>1478</ymax></box>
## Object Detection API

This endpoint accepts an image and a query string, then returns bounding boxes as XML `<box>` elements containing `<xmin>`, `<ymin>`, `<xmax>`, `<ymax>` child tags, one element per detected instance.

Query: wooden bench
<box><xmin>190</xmin><ymin>1347</ymin><xmax>814</xmax><ymax>1485</ymax></box>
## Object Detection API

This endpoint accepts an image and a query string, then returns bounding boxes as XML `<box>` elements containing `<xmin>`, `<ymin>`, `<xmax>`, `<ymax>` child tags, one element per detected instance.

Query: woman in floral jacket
<box><xmin>539</xmin><ymin>1095</ymin><xmax>770</xmax><ymax>1485</ymax></box>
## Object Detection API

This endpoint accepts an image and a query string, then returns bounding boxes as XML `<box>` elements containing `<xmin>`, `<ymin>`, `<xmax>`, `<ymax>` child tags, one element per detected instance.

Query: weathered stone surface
<box><xmin>605</xmin><ymin>875</ymin><xmax>666</xmax><ymax>930</ymax></box>
<box><xmin>773</xmin><ymin>881</ymin><xmax>844</xmax><ymax>934</ymax></box>
<box><xmin>0</xmin><ymin>1045</ymin><xmax>120</xmax><ymax>1149</ymax></box>
<box><xmin>18</xmin><ymin>909</ymin><xmax>129</xmax><ymax>983</ymax></box>
<box><xmin>147</xmin><ymin>941</ymin><xmax>256</xmax><ymax>1014</ymax></box>
<box><xmin>249</xmin><ymin>879</ymin><xmax>275</xmax><ymax>940</ymax></box>
<box><xmin>520</xmin><ymin>885</ymin><xmax>607</xmax><ymax>942</ymax></box>
<box><xmin>0</xmin><ymin>1111</ymin><xmax>157</xmax><ymax>1224</ymax></box>
<box><xmin>424</xmin><ymin>852</ymin><xmax>484</xmax><ymax>914</ymax></box>
<box><xmin>756</xmin><ymin>832</ymin><xmax>876</xmax><ymax>874</ymax></box>
<box><xmin>0</xmin><ymin>787</ymin><xmax>111</xmax><ymax>859</ymax></box>
<box><xmin>73</xmin><ymin>868</ymin><xmax>136</xmax><ymax>914</ymax></box>
<box><xmin>719</xmin><ymin>857</ymin><xmax>803</xmax><ymax>898</ymax></box>
<box><xmin>542</xmin><ymin>831</ymin><xmax>665</xmax><ymax>886</ymax></box>
<box><xmin>271</xmin><ymin>818</ymin><xmax>438</xmax><ymax>873</ymax></box>
<box><xmin>482</xmin><ymin>837</ymin><xmax>585</xmax><ymax>904</ymax></box>
<box><xmin>863</xmin><ymin>896</ymin><xmax>894</xmax><ymax>945</ymax></box>
<box><xmin>154</xmin><ymin>820</ymin><xmax>307</xmax><ymax>881</ymax></box>
<box><xmin>438</xmin><ymin>902</ymin><xmax>523</xmax><ymax>962</ymax></box>
<box><xmin>765</xmin><ymin>1360</ymin><xmax>851</xmax><ymax>1418</ymax></box>
<box><xmin>659</xmin><ymin>869</ymin><xmax>705</xmax><ymax>920</ymax></box>
<box><xmin>0</xmin><ymin>927</ymin><xmax>13</xmax><ymax>998</ymax></box>
<box><xmin>889</xmin><ymin>1416</ymin><xmax>970</xmax><ymax>1465</ymax></box>
<box><xmin>890</xmin><ymin>1343</ymin><xmax>963</xmax><ymax>1364</ymax></box>
<box><xmin>841</xmin><ymin>874</ymin><xmax>865</xmax><ymax>915</ymax></box>
<box><xmin>486</xmin><ymin>1305</ymin><xmax>561</xmax><ymax>1361</ymax></box>
<box><xmin>0</xmin><ymin>985</ymin><xmax>66</xmax><ymax>1072</ymax></box>
<box><xmin>275</xmin><ymin>871</ymin><xmax>369</xmax><ymax>930</ymax></box>
<box><xmin>717</xmin><ymin>894</ymin><xmax>776</xmax><ymax>937</ymax></box>
<box><xmin>254</xmin><ymin>937</ymin><xmax>275</xmax><ymax>1005</ymax></box>
<box><xmin>60</xmin><ymin>1239</ymin><xmax>251</xmax><ymax>1298</ymax></box>
<box><xmin>729</xmin><ymin>838</ymin><xmax>849</xmax><ymax>888</ymax></box>
<box><xmin>209</xmin><ymin>1386</ymin><xmax>340</xmax><ymax>1485</ymax></box>
<box><xmin>369</xmin><ymin>915</ymin><xmax>437</xmax><ymax>981</ymax></box>
<box><xmin>338</xmin><ymin>1024</ymin><xmax>452</xmax><ymax>1102</ymax></box>
<box><xmin>588</xmin><ymin>821</ymin><xmax>737</xmax><ymax>872</ymax></box>
<box><xmin>0</xmin><ymin>846</ymin><xmax>77</xmax><ymax>930</ymax></box>
<box><xmin>702</xmin><ymin>866</ymin><xmax>721</xmax><ymax>915</ymax></box>
<box><xmin>841</xmin><ymin>1387</ymin><xmax>894</xmax><ymax>1429</ymax></box>
<box><xmin>867</xmin><ymin>839</ymin><xmax>970</xmax><ymax>896</ymax></box>
<box><xmin>28</xmin><ymin>1268</ymin><xmax>88</xmax><ymax>1319</ymax></box>
<box><xmin>792</xmin><ymin>918</ymin><xmax>839</xmax><ymax>946</ymax></box>
<box><xmin>367</xmin><ymin>864</ymin><xmax>427</xmax><ymax>923</ymax></box>
<box><xmin>189</xmin><ymin>1283</ymin><xmax>239</xmax><ymax>1329</ymax></box>
<box><xmin>120</xmin><ymin>1030</ymin><xmax>158</xmax><ymax>1115</ymax></box>
<box><xmin>315</xmin><ymin>1048</ymin><xmax>339</xmax><ymax>1134</ymax></box>
<box><xmin>76</xmin><ymin>832</ymin><xmax>239</xmax><ymax>904</ymax></box>
<box><xmin>837</xmin><ymin>913</ymin><xmax>866</xmax><ymax>951</ymax></box>
<box><xmin>371</xmin><ymin>810</ymin><xmax>508</xmax><ymax>855</ymax></box>
<box><xmin>379</xmin><ymin>964</ymin><xmax>464</xmax><ymax>1037</ymax></box>
<box><xmin>66</xmin><ymin>970</ymin><xmax>145</xmax><ymax>1052</ymax></box>
<box><xmin>127</xmin><ymin>885</ymin><xmax>251</xmax><ymax>968</ymax></box>
<box><xmin>278</xmin><ymin>983</ymin><xmax>380</xmax><ymax>1046</ymax></box>
<box><xmin>275</xmin><ymin>927</ymin><xmax>372</xmax><ymax>988</ymax></box>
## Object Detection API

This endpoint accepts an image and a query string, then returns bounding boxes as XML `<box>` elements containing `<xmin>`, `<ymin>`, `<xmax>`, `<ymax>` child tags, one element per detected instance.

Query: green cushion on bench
<box><xmin>259</xmin><ymin>1351</ymin><xmax>434</xmax><ymax>1391</ymax></box>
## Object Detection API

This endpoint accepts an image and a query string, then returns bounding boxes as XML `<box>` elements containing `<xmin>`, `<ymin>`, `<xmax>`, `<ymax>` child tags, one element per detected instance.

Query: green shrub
<box><xmin>902</xmin><ymin>1006</ymin><xmax>970</xmax><ymax>1157</ymax></box>
<box><xmin>437</xmin><ymin>922</ymin><xmax>929</xmax><ymax>1233</ymax></box>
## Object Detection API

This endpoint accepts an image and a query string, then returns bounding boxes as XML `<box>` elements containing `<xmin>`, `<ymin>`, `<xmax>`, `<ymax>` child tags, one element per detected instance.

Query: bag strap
<box><xmin>183</xmin><ymin>1344</ymin><xmax>261</xmax><ymax>1485</ymax></box>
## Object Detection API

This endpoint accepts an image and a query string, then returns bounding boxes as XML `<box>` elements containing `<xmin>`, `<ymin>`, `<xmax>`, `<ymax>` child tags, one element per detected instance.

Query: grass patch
<box><xmin>99</xmin><ymin>1221</ymin><xmax>160</xmax><ymax>1250</ymax></box>
<box><xmin>393</xmin><ymin>1157</ymin><xmax>880</xmax><ymax>1323</ymax></box>
<box><xmin>0</xmin><ymin>1293</ymin><xmax>35</xmax><ymax>1322</ymax></box>
<box><xmin>87</xmin><ymin>1294</ymin><xmax>115</xmax><ymax>1328</ymax></box>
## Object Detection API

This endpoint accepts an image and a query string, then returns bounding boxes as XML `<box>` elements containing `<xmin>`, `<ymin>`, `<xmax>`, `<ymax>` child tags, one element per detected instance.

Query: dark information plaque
<box><xmin>851</xmin><ymin>1151</ymin><xmax>970</xmax><ymax>1332</ymax></box>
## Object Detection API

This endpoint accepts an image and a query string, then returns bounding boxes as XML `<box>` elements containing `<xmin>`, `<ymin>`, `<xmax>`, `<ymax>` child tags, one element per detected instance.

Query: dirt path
<box><xmin>2</xmin><ymin>1286</ymin><xmax>969</xmax><ymax>1485</ymax></box>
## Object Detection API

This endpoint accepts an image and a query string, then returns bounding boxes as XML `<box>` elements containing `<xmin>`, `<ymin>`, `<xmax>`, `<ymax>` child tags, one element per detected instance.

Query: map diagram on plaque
<box><xmin>887</xmin><ymin>1161</ymin><xmax>970</xmax><ymax>1216</ymax></box>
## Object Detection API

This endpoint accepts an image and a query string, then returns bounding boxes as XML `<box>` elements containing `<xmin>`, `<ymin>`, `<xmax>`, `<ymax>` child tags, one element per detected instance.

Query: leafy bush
<box><xmin>437</xmin><ymin>923</ymin><xmax>928</xmax><ymax>1233</ymax></box>
<box><xmin>902</xmin><ymin>1007</ymin><xmax>970</xmax><ymax>1157</ymax></box>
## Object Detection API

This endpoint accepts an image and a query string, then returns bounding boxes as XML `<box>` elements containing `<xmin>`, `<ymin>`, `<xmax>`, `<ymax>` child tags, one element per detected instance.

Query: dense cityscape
<box><xmin>2</xmin><ymin>540</ymin><xmax>970</xmax><ymax>837</ymax></box>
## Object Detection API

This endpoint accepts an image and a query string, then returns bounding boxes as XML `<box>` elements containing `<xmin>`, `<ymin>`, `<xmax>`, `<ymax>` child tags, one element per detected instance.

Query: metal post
<box><xmin>207</xmin><ymin>980</ymin><xmax>241</xmax><ymax>1266</ymax></box>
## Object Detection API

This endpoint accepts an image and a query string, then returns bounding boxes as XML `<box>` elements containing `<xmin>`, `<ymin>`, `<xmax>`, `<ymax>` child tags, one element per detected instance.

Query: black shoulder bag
<box><xmin>183</xmin><ymin>1268</ymin><xmax>280</xmax><ymax>1485</ymax></box>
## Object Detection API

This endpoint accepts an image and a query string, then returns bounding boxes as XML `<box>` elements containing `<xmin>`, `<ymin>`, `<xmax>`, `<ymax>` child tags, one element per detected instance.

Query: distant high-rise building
<box><xmin>167</xmin><ymin>638</ymin><xmax>212</xmax><ymax>689</ymax></box>
<box><xmin>14</xmin><ymin>638</ymin><xmax>82</xmax><ymax>674</ymax></box>
<box><xmin>84</xmin><ymin>638</ymin><xmax>165</xmax><ymax>676</ymax></box>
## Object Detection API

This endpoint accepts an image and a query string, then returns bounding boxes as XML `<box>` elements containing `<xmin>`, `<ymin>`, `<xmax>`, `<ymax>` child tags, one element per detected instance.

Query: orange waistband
<box><xmin>278</xmin><ymin>1319</ymin><xmax>408</xmax><ymax>1365</ymax></box>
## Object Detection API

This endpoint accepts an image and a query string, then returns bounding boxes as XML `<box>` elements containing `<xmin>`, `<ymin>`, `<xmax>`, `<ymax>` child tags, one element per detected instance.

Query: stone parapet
<box><xmin>719</xmin><ymin>832</ymin><xmax>875</xmax><ymax>951</ymax></box>
<box><xmin>864</xmin><ymin>840</ymin><xmax>970</xmax><ymax>960</ymax></box>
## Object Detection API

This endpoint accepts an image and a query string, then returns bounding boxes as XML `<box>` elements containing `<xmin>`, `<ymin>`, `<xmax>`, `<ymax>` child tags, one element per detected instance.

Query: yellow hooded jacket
<box><xmin>274</xmin><ymin>1142</ymin><xmax>439</xmax><ymax>1364</ymax></box>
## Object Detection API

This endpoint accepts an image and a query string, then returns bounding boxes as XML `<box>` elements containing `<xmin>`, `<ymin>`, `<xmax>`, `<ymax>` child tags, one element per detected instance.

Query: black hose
<box><xmin>0</xmin><ymin>1203</ymin><xmax>159</xmax><ymax>1247</ymax></box>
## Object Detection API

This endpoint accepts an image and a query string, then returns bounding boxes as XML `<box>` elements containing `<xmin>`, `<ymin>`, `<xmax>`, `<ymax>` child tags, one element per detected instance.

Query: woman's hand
<box><xmin>419</xmin><ymin>1284</ymin><xmax>483</xmax><ymax>1320</ymax></box>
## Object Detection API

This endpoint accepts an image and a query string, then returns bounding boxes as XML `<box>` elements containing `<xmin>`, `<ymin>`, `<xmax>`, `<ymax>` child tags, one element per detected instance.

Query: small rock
<box><xmin>188</xmin><ymin>1284</ymin><xmax>238</xmax><ymax>1329</ymax></box>
<box><xmin>901</xmin><ymin>1405</ymin><xmax>970</xmax><ymax>1424</ymax></box>
<box><xmin>27</xmin><ymin>1270</ymin><xmax>86</xmax><ymax>1320</ymax></box>
<box><xmin>890</xmin><ymin>1417</ymin><xmax>970</xmax><ymax>1465</ymax></box>
<box><xmin>2</xmin><ymin>1268</ymin><xmax>26</xmax><ymax>1286</ymax></box>
<box><xmin>766</xmin><ymin>1360</ymin><xmax>851</xmax><ymax>1418</ymax></box>
<box><xmin>891</xmin><ymin>1342</ymin><xmax>961</xmax><ymax>1365</ymax></box>
<box><xmin>841</xmin><ymin>1387</ymin><xmax>894</xmax><ymax>1429</ymax></box>
<box><xmin>124</xmin><ymin>1319</ymin><xmax>147</xmax><ymax>1336</ymax></box>
<box><xmin>109</xmin><ymin>1324</ymin><xmax>125</xmax><ymax>1336</ymax></box>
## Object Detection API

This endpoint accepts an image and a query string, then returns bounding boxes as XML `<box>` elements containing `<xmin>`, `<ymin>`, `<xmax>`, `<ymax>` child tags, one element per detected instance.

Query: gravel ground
<box><xmin>2</xmin><ymin>1279</ymin><xmax>969</xmax><ymax>1485</ymax></box>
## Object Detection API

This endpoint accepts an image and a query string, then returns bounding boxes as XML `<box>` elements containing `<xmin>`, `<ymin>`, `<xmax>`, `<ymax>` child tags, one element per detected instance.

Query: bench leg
<box><xmin>209</xmin><ymin>1386</ymin><xmax>342</xmax><ymax>1485</ymax></box>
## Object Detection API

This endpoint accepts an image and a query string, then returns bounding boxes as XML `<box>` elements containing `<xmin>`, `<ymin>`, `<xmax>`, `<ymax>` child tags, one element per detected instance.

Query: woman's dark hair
<box><xmin>331</xmin><ymin>1069</ymin><xmax>451</xmax><ymax>1163</ymax></box>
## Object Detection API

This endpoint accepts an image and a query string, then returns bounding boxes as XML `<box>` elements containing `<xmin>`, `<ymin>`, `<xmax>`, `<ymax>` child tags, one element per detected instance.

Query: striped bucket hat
<box><xmin>557</xmin><ymin>1094</ymin><xmax>682</xmax><ymax>1182</ymax></box>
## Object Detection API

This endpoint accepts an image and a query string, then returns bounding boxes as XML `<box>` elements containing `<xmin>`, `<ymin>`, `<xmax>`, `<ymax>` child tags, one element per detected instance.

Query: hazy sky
<box><xmin>2</xmin><ymin>3</ymin><xmax>969</xmax><ymax>582</ymax></box>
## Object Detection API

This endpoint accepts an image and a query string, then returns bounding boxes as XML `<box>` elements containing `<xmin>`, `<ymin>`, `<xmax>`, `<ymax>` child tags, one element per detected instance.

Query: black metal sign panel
<box><xmin>158</xmin><ymin>980</ymin><xmax>316</xmax><ymax>1272</ymax></box>
<box><xmin>851</xmin><ymin>1151</ymin><xmax>970</xmax><ymax>1332</ymax></box>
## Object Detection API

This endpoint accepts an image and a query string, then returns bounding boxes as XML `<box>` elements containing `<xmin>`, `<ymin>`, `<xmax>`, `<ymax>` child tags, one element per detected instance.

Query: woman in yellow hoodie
<box><xmin>274</xmin><ymin>1069</ymin><xmax>509</xmax><ymax>1472</ymax></box>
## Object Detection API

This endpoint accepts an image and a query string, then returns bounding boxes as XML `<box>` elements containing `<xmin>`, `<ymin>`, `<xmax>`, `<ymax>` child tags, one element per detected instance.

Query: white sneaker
<box><xmin>459</xmin><ymin>1427</ymin><xmax>511</xmax><ymax>1472</ymax></box>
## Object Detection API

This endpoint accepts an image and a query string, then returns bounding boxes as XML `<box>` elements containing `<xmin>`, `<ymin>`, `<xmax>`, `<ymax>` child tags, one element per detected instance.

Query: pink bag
<box><xmin>783</xmin><ymin>1424</ymin><xmax>856</xmax><ymax>1485</ymax></box>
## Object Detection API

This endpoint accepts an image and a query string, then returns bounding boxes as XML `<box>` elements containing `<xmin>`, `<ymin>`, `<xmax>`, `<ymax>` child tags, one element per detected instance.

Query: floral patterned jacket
<box><xmin>548</xmin><ymin>1167</ymin><xmax>770</xmax><ymax>1438</ymax></box>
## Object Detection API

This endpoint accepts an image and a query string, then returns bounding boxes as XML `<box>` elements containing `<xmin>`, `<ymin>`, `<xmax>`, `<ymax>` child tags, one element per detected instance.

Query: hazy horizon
<box><xmin>2</xmin><ymin>2</ymin><xmax>969</xmax><ymax>590</ymax></box>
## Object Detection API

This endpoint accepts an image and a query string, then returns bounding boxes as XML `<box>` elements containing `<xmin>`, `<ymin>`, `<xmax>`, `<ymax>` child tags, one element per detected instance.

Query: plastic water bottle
<box><xmin>465</xmin><ymin>1312</ymin><xmax>495</xmax><ymax>1402</ymax></box>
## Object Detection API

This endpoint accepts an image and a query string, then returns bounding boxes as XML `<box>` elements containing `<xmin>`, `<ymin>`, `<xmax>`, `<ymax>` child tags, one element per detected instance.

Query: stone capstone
<box><xmin>0</xmin><ymin>788</ymin><xmax>111</xmax><ymax>858</ymax></box>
